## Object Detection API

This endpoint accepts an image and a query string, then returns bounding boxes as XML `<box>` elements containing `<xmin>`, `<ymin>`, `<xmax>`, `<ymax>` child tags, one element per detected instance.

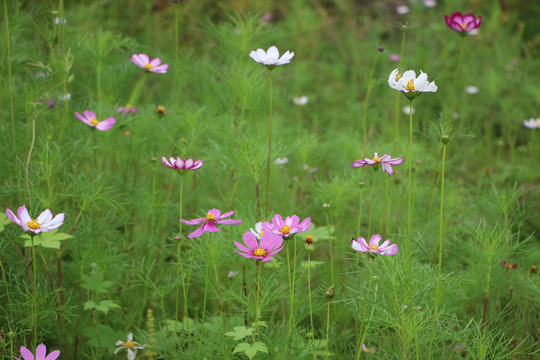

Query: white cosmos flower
<box><xmin>388</xmin><ymin>69</ymin><xmax>437</xmax><ymax>100</ymax></box>
<box><xmin>465</xmin><ymin>85</ymin><xmax>479</xmax><ymax>94</ymax></box>
<box><xmin>292</xmin><ymin>96</ymin><xmax>309</xmax><ymax>106</ymax></box>
<box><xmin>274</xmin><ymin>157</ymin><xmax>289</xmax><ymax>165</ymax></box>
<box><xmin>249</xmin><ymin>46</ymin><xmax>294</xmax><ymax>68</ymax></box>
<box><xmin>396</xmin><ymin>5</ymin><xmax>410</xmax><ymax>15</ymax></box>
<box><xmin>523</xmin><ymin>118</ymin><xmax>540</xmax><ymax>129</ymax></box>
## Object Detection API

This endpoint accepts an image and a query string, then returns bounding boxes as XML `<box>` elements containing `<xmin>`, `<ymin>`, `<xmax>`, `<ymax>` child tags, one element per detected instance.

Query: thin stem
<box><xmin>324</xmin><ymin>300</ymin><xmax>331</xmax><ymax>360</ymax></box>
<box><xmin>356</xmin><ymin>190</ymin><xmax>364</xmax><ymax>238</ymax></box>
<box><xmin>382</xmin><ymin>178</ymin><xmax>391</xmax><ymax>238</ymax></box>
<box><xmin>407</xmin><ymin>99</ymin><xmax>413</xmax><ymax>255</ymax></box>
<box><xmin>175</xmin><ymin>175</ymin><xmax>185</xmax><ymax>332</ymax></box>
<box><xmin>289</xmin><ymin>236</ymin><xmax>298</xmax><ymax>334</ymax></box>
<box><xmin>325</xmin><ymin>211</ymin><xmax>334</xmax><ymax>285</ymax></box>
<box><xmin>356</xmin><ymin>283</ymin><xmax>378</xmax><ymax>360</ymax></box>
<box><xmin>362</xmin><ymin>51</ymin><xmax>381</xmax><ymax>153</ymax></box>
<box><xmin>202</xmin><ymin>233</ymin><xmax>212</xmax><ymax>326</ymax></box>
<box><xmin>367</xmin><ymin>172</ymin><xmax>377</xmax><ymax>238</ymax></box>
<box><xmin>394</xmin><ymin>30</ymin><xmax>407</xmax><ymax>140</ymax></box>
<box><xmin>31</xmin><ymin>236</ymin><xmax>38</xmax><ymax>349</ymax></box>
<box><xmin>264</xmin><ymin>70</ymin><xmax>273</xmax><ymax>216</ymax></box>
<box><xmin>25</xmin><ymin>115</ymin><xmax>37</xmax><ymax>208</ymax></box>
<box><xmin>255</xmin><ymin>260</ymin><xmax>262</xmax><ymax>340</ymax></box>
<box><xmin>307</xmin><ymin>253</ymin><xmax>317</xmax><ymax>359</ymax></box>
<box><xmin>4</xmin><ymin>0</ymin><xmax>16</xmax><ymax>151</ymax></box>
<box><xmin>427</xmin><ymin>144</ymin><xmax>447</xmax><ymax>359</ymax></box>
<box><xmin>0</xmin><ymin>256</ymin><xmax>14</xmax><ymax>324</ymax></box>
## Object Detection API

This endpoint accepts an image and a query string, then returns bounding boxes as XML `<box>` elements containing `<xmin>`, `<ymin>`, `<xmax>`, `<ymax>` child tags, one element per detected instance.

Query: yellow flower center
<box><xmin>395</xmin><ymin>74</ymin><xmax>402</xmax><ymax>81</ymax></box>
<box><xmin>369</xmin><ymin>244</ymin><xmax>379</xmax><ymax>251</ymax></box>
<box><xmin>144</xmin><ymin>63</ymin><xmax>153</xmax><ymax>70</ymax></box>
<box><xmin>280</xmin><ymin>225</ymin><xmax>291</xmax><ymax>235</ymax></box>
<box><xmin>206</xmin><ymin>213</ymin><xmax>216</xmax><ymax>222</ymax></box>
<box><xmin>125</xmin><ymin>340</ymin><xmax>135</xmax><ymax>349</ymax></box>
<box><xmin>125</xmin><ymin>103</ymin><xmax>132</xmax><ymax>109</ymax></box>
<box><xmin>373</xmin><ymin>156</ymin><xmax>381</xmax><ymax>163</ymax></box>
<box><xmin>26</xmin><ymin>219</ymin><xmax>40</xmax><ymax>230</ymax></box>
<box><xmin>460</xmin><ymin>24</ymin><xmax>467</xmax><ymax>30</ymax></box>
<box><xmin>90</xmin><ymin>118</ymin><xmax>99</xmax><ymax>126</ymax></box>
<box><xmin>253</xmin><ymin>248</ymin><xmax>267</xmax><ymax>257</ymax></box>
<box><xmin>157</xmin><ymin>105</ymin><xmax>166</xmax><ymax>114</ymax></box>
<box><xmin>404</xmin><ymin>79</ymin><xmax>415</xmax><ymax>92</ymax></box>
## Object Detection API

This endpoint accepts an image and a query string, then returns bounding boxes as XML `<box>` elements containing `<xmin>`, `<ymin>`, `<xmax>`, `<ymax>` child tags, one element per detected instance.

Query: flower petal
<box><xmin>96</xmin><ymin>117</ymin><xmax>116</xmax><ymax>131</ymax></box>
<box><xmin>369</xmin><ymin>234</ymin><xmax>382</xmax><ymax>246</ymax></box>
<box><xmin>243</xmin><ymin>231</ymin><xmax>259</xmax><ymax>250</ymax></box>
<box><xmin>44</xmin><ymin>350</ymin><xmax>61</xmax><ymax>360</ymax></box>
<box><xmin>20</xmin><ymin>346</ymin><xmax>34</xmax><ymax>360</ymax></box>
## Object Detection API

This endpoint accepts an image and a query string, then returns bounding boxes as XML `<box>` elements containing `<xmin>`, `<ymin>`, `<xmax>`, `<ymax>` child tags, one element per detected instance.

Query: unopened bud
<box><xmin>531</xmin><ymin>265</ymin><xmax>538</xmax><ymax>275</ymax></box>
<box><xmin>378</xmin><ymin>45</ymin><xmax>384</xmax><ymax>52</ymax></box>
<box><xmin>325</xmin><ymin>286</ymin><xmax>335</xmax><ymax>300</ymax></box>
<box><xmin>441</xmin><ymin>134</ymin><xmax>450</xmax><ymax>144</ymax></box>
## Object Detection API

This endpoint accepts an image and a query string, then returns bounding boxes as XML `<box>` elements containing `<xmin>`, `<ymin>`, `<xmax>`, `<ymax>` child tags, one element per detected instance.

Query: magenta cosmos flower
<box><xmin>234</xmin><ymin>231</ymin><xmax>284</xmax><ymax>262</ymax></box>
<box><xmin>6</xmin><ymin>205</ymin><xmax>64</xmax><ymax>235</ymax></box>
<box><xmin>445</xmin><ymin>12</ymin><xmax>481</xmax><ymax>34</ymax></box>
<box><xmin>261</xmin><ymin>214</ymin><xmax>312</xmax><ymax>239</ymax></box>
<box><xmin>130</xmin><ymin>53</ymin><xmax>169</xmax><ymax>73</ymax></box>
<box><xmin>162</xmin><ymin>157</ymin><xmax>203</xmax><ymax>173</ymax></box>
<box><xmin>352</xmin><ymin>152</ymin><xmax>404</xmax><ymax>176</ymax></box>
<box><xmin>116</xmin><ymin>104</ymin><xmax>139</xmax><ymax>115</ymax></box>
<box><xmin>180</xmin><ymin>208</ymin><xmax>242</xmax><ymax>238</ymax></box>
<box><xmin>14</xmin><ymin>344</ymin><xmax>60</xmax><ymax>360</ymax></box>
<box><xmin>352</xmin><ymin>234</ymin><xmax>398</xmax><ymax>256</ymax></box>
<box><xmin>75</xmin><ymin>110</ymin><xmax>115</xmax><ymax>131</ymax></box>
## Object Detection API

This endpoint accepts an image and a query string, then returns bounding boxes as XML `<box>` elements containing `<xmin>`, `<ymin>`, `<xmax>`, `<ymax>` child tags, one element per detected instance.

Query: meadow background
<box><xmin>1</xmin><ymin>0</ymin><xmax>540</xmax><ymax>359</ymax></box>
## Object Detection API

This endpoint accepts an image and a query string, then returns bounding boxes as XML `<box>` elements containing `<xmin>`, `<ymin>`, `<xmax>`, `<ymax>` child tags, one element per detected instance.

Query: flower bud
<box><xmin>531</xmin><ymin>265</ymin><xmax>538</xmax><ymax>275</ymax></box>
<box><xmin>378</xmin><ymin>45</ymin><xmax>384</xmax><ymax>52</ymax></box>
<box><xmin>325</xmin><ymin>286</ymin><xmax>335</xmax><ymax>300</ymax></box>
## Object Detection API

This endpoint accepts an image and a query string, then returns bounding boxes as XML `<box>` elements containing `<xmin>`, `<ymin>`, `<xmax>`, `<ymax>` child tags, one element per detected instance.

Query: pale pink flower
<box><xmin>445</xmin><ymin>12</ymin><xmax>481</xmax><ymax>34</ymax></box>
<box><xmin>75</xmin><ymin>110</ymin><xmax>116</xmax><ymax>131</ymax></box>
<box><xmin>352</xmin><ymin>234</ymin><xmax>398</xmax><ymax>256</ymax></box>
<box><xmin>180</xmin><ymin>208</ymin><xmax>242</xmax><ymax>238</ymax></box>
<box><xmin>162</xmin><ymin>157</ymin><xmax>203</xmax><ymax>173</ymax></box>
<box><xmin>14</xmin><ymin>344</ymin><xmax>60</xmax><ymax>360</ymax></box>
<box><xmin>115</xmin><ymin>332</ymin><xmax>145</xmax><ymax>360</ymax></box>
<box><xmin>234</xmin><ymin>231</ymin><xmax>284</xmax><ymax>262</ymax></box>
<box><xmin>130</xmin><ymin>53</ymin><xmax>169</xmax><ymax>73</ymax></box>
<box><xmin>352</xmin><ymin>152</ymin><xmax>404</xmax><ymax>176</ymax></box>
<box><xmin>261</xmin><ymin>214</ymin><xmax>312</xmax><ymax>239</ymax></box>
<box><xmin>389</xmin><ymin>53</ymin><xmax>400</xmax><ymax>62</ymax></box>
<box><xmin>116</xmin><ymin>104</ymin><xmax>139</xmax><ymax>115</ymax></box>
<box><xmin>6</xmin><ymin>205</ymin><xmax>64</xmax><ymax>235</ymax></box>
<box><xmin>523</xmin><ymin>118</ymin><xmax>540</xmax><ymax>129</ymax></box>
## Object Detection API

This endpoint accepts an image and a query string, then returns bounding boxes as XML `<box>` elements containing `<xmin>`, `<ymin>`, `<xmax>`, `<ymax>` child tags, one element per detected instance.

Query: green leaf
<box><xmin>251</xmin><ymin>321</ymin><xmax>268</xmax><ymax>328</ymax></box>
<box><xmin>81</xmin><ymin>272</ymin><xmax>113</xmax><ymax>293</ymax></box>
<box><xmin>0</xmin><ymin>213</ymin><xmax>10</xmax><ymax>233</ymax></box>
<box><xmin>304</xmin><ymin>225</ymin><xmax>335</xmax><ymax>241</ymax></box>
<box><xmin>225</xmin><ymin>326</ymin><xmax>253</xmax><ymax>341</ymax></box>
<box><xmin>251</xmin><ymin>342</ymin><xmax>268</xmax><ymax>353</ymax></box>
<box><xmin>84</xmin><ymin>299</ymin><xmax>119</xmax><ymax>314</ymax></box>
<box><xmin>166</xmin><ymin>318</ymin><xmax>199</xmax><ymax>333</ymax></box>
<box><xmin>22</xmin><ymin>230</ymin><xmax>73</xmax><ymax>249</ymax></box>
<box><xmin>301</xmin><ymin>260</ymin><xmax>326</xmax><ymax>269</ymax></box>
<box><xmin>233</xmin><ymin>342</ymin><xmax>267</xmax><ymax>359</ymax></box>
<box><xmin>83</xmin><ymin>300</ymin><xmax>97</xmax><ymax>311</ymax></box>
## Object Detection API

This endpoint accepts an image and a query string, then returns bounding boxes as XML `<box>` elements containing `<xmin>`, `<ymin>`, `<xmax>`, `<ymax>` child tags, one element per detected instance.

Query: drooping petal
<box><xmin>382</xmin><ymin>163</ymin><xmax>394</xmax><ymax>175</ymax></box>
<box><xmin>203</xmin><ymin>222</ymin><xmax>220</xmax><ymax>233</ymax></box>
<box><xmin>127</xmin><ymin>349</ymin><xmax>136</xmax><ymax>360</ymax></box>
<box><xmin>351</xmin><ymin>160</ymin><xmax>367</xmax><ymax>168</ymax></box>
<box><xmin>187</xmin><ymin>224</ymin><xmax>207</xmax><ymax>238</ymax></box>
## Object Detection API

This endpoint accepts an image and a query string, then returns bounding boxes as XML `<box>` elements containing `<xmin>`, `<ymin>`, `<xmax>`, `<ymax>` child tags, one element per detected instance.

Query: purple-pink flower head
<box><xmin>261</xmin><ymin>214</ymin><xmax>312</xmax><ymax>240</ymax></box>
<box><xmin>234</xmin><ymin>231</ymin><xmax>284</xmax><ymax>262</ymax></box>
<box><xmin>75</xmin><ymin>111</ymin><xmax>116</xmax><ymax>131</ymax></box>
<box><xmin>130</xmin><ymin>53</ymin><xmax>169</xmax><ymax>74</ymax></box>
<box><xmin>162</xmin><ymin>157</ymin><xmax>203</xmax><ymax>174</ymax></box>
<box><xmin>180</xmin><ymin>208</ymin><xmax>242</xmax><ymax>238</ymax></box>
<box><xmin>352</xmin><ymin>234</ymin><xmax>398</xmax><ymax>256</ymax></box>
<box><xmin>14</xmin><ymin>344</ymin><xmax>60</xmax><ymax>360</ymax></box>
<box><xmin>116</xmin><ymin>104</ymin><xmax>139</xmax><ymax>115</ymax></box>
<box><xmin>445</xmin><ymin>12</ymin><xmax>481</xmax><ymax>34</ymax></box>
<box><xmin>6</xmin><ymin>205</ymin><xmax>64</xmax><ymax>235</ymax></box>
<box><xmin>351</xmin><ymin>152</ymin><xmax>404</xmax><ymax>176</ymax></box>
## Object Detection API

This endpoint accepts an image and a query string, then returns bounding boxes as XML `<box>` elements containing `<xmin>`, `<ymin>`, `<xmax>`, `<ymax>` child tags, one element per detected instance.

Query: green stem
<box><xmin>356</xmin><ymin>190</ymin><xmax>364</xmax><ymax>238</ymax></box>
<box><xmin>324</xmin><ymin>300</ymin><xmax>331</xmax><ymax>360</ymax></box>
<box><xmin>264</xmin><ymin>70</ymin><xmax>273</xmax><ymax>216</ymax></box>
<box><xmin>427</xmin><ymin>144</ymin><xmax>447</xmax><ymax>358</ymax></box>
<box><xmin>308</xmin><ymin>253</ymin><xmax>317</xmax><ymax>359</ymax></box>
<box><xmin>289</xmin><ymin>236</ymin><xmax>298</xmax><ymax>333</ymax></box>
<box><xmin>255</xmin><ymin>260</ymin><xmax>262</xmax><ymax>340</ymax></box>
<box><xmin>362</xmin><ymin>51</ymin><xmax>381</xmax><ymax>153</ymax></box>
<box><xmin>325</xmin><ymin>211</ymin><xmax>334</xmax><ymax>285</ymax></box>
<box><xmin>201</xmin><ymin>233</ymin><xmax>212</xmax><ymax>326</ymax></box>
<box><xmin>356</xmin><ymin>283</ymin><xmax>378</xmax><ymax>360</ymax></box>
<box><xmin>175</xmin><ymin>175</ymin><xmax>185</xmax><ymax>332</ymax></box>
<box><xmin>455</xmin><ymin>36</ymin><xmax>466</xmax><ymax>128</ymax></box>
<box><xmin>31</xmin><ymin>236</ymin><xmax>38</xmax><ymax>349</ymax></box>
<box><xmin>394</xmin><ymin>30</ymin><xmax>407</xmax><ymax>140</ymax></box>
<box><xmin>0</xmin><ymin>256</ymin><xmax>14</xmax><ymax>324</ymax></box>
<box><xmin>4</xmin><ymin>0</ymin><xmax>16</xmax><ymax>151</ymax></box>
<box><xmin>367</xmin><ymin>172</ymin><xmax>377</xmax><ymax>238</ymax></box>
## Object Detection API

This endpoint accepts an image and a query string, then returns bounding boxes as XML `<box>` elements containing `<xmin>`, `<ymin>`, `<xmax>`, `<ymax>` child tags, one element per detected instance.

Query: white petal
<box><xmin>267</xmin><ymin>46</ymin><xmax>279</xmax><ymax>60</ymax></box>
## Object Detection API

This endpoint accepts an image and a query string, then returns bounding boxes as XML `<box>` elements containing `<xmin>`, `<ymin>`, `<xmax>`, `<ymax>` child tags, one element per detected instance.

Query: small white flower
<box><xmin>274</xmin><ymin>157</ymin><xmax>289</xmax><ymax>165</ymax></box>
<box><xmin>303</xmin><ymin>164</ymin><xmax>318</xmax><ymax>174</ymax></box>
<box><xmin>388</xmin><ymin>69</ymin><xmax>437</xmax><ymax>99</ymax></box>
<box><xmin>423</xmin><ymin>0</ymin><xmax>436</xmax><ymax>7</ymax></box>
<box><xmin>292</xmin><ymin>96</ymin><xmax>309</xmax><ymax>106</ymax></box>
<box><xmin>402</xmin><ymin>105</ymin><xmax>415</xmax><ymax>115</ymax></box>
<box><xmin>36</xmin><ymin>71</ymin><xmax>49</xmax><ymax>78</ymax></box>
<box><xmin>250</xmin><ymin>222</ymin><xmax>264</xmax><ymax>239</ymax></box>
<box><xmin>465</xmin><ymin>85</ymin><xmax>479</xmax><ymax>94</ymax></box>
<box><xmin>54</xmin><ymin>17</ymin><xmax>67</xmax><ymax>25</ymax></box>
<box><xmin>396</xmin><ymin>5</ymin><xmax>410</xmax><ymax>15</ymax></box>
<box><xmin>227</xmin><ymin>271</ymin><xmax>238</xmax><ymax>278</ymax></box>
<box><xmin>362</xmin><ymin>344</ymin><xmax>376</xmax><ymax>353</ymax></box>
<box><xmin>59</xmin><ymin>93</ymin><xmax>72</xmax><ymax>102</ymax></box>
<box><xmin>249</xmin><ymin>46</ymin><xmax>294</xmax><ymax>67</ymax></box>
<box><xmin>115</xmin><ymin>333</ymin><xmax>145</xmax><ymax>360</ymax></box>
<box><xmin>523</xmin><ymin>118</ymin><xmax>540</xmax><ymax>129</ymax></box>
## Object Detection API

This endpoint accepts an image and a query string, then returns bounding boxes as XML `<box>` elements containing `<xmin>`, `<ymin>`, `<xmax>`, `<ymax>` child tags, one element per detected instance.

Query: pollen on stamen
<box><xmin>369</xmin><ymin>244</ymin><xmax>379</xmax><ymax>251</ymax></box>
<box><xmin>26</xmin><ymin>219</ymin><xmax>40</xmax><ymax>230</ymax></box>
<box><xmin>373</xmin><ymin>156</ymin><xmax>381</xmax><ymax>163</ymax></box>
<box><xmin>253</xmin><ymin>248</ymin><xmax>267</xmax><ymax>257</ymax></box>
<box><xmin>280</xmin><ymin>225</ymin><xmax>291</xmax><ymax>235</ymax></box>
<box><xmin>206</xmin><ymin>213</ymin><xmax>216</xmax><ymax>222</ymax></box>
<box><xmin>404</xmin><ymin>79</ymin><xmax>415</xmax><ymax>92</ymax></box>
<box><xmin>125</xmin><ymin>340</ymin><xmax>135</xmax><ymax>349</ymax></box>
<box><xmin>395</xmin><ymin>74</ymin><xmax>402</xmax><ymax>81</ymax></box>
<box><xmin>90</xmin><ymin>118</ymin><xmax>99</xmax><ymax>126</ymax></box>
<box><xmin>144</xmin><ymin>63</ymin><xmax>153</xmax><ymax>70</ymax></box>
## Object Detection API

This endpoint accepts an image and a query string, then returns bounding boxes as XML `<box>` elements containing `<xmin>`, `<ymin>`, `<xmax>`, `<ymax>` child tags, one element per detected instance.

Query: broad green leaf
<box><xmin>251</xmin><ymin>342</ymin><xmax>268</xmax><ymax>353</ymax></box>
<box><xmin>225</xmin><ymin>326</ymin><xmax>253</xmax><ymax>341</ymax></box>
<box><xmin>81</xmin><ymin>272</ymin><xmax>113</xmax><ymax>293</ymax></box>
<box><xmin>22</xmin><ymin>230</ymin><xmax>73</xmax><ymax>249</ymax></box>
<box><xmin>0</xmin><ymin>213</ymin><xmax>10</xmax><ymax>233</ymax></box>
<box><xmin>233</xmin><ymin>342</ymin><xmax>267</xmax><ymax>359</ymax></box>
<box><xmin>83</xmin><ymin>300</ymin><xmax>98</xmax><ymax>311</ymax></box>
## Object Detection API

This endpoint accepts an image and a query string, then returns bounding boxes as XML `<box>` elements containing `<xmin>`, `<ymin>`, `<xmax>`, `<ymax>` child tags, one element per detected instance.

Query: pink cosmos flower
<box><xmin>352</xmin><ymin>152</ymin><xmax>404</xmax><ymax>176</ymax></box>
<box><xmin>162</xmin><ymin>157</ymin><xmax>203</xmax><ymax>172</ymax></box>
<box><xmin>234</xmin><ymin>231</ymin><xmax>284</xmax><ymax>262</ymax></box>
<box><xmin>116</xmin><ymin>104</ymin><xmax>139</xmax><ymax>115</ymax></box>
<box><xmin>6</xmin><ymin>205</ymin><xmax>64</xmax><ymax>235</ymax></box>
<box><xmin>14</xmin><ymin>344</ymin><xmax>60</xmax><ymax>360</ymax></box>
<box><xmin>130</xmin><ymin>53</ymin><xmax>169</xmax><ymax>74</ymax></box>
<box><xmin>445</xmin><ymin>12</ymin><xmax>481</xmax><ymax>34</ymax></box>
<box><xmin>180</xmin><ymin>208</ymin><xmax>242</xmax><ymax>238</ymax></box>
<box><xmin>352</xmin><ymin>234</ymin><xmax>398</xmax><ymax>256</ymax></box>
<box><xmin>75</xmin><ymin>111</ymin><xmax>116</xmax><ymax>131</ymax></box>
<box><xmin>261</xmin><ymin>214</ymin><xmax>312</xmax><ymax>239</ymax></box>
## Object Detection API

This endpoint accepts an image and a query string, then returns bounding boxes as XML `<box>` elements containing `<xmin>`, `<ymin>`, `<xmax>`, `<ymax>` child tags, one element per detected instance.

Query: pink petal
<box><xmin>369</xmin><ymin>234</ymin><xmax>382</xmax><ymax>247</ymax></box>
<box><xmin>35</xmin><ymin>344</ymin><xmax>47</xmax><ymax>360</ymax></box>
<box><xmin>44</xmin><ymin>350</ymin><xmax>60</xmax><ymax>360</ymax></box>
<box><xmin>149</xmin><ymin>57</ymin><xmax>162</xmax><ymax>67</ymax></box>
<box><xmin>351</xmin><ymin>160</ymin><xmax>366</xmax><ymax>168</ymax></box>
<box><xmin>243</xmin><ymin>232</ymin><xmax>259</xmax><ymax>250</ymax></box>
<box><xmin>6</xmin><ymin>208</ymin><xmax>21</xmax><ymax>226</ymax></box>
<box><xmin>384</xmin><ymin>157</ymin><xmax>404</xmax><ymax>165</ymax></box>
<box><xmin>152</xmin><ymin>64</ymin><xmax>169</xmax><ymax>73</ymax></box>
<box><xmin>75</xmin><ymin>112</ymin><xmax>92</xmax><ymax>126</ymax></box>
<box><xmin>96</xmin><ymin>117</ymin><xmax>116</xmax><ymax>131</ymax></box>
<box><xmin>41</xmin><ymin>213</ymin><xmax>65</xmax><ymax>230</ymax></box>
<box><xmin>19</xmin><ymin>346</ymin><xmax>34</xmax><ymax>360</ymax></box>
<box><xmin>184</xmin><ymin>158</ymin><xmax>194</xmax><ymax>169</ymax></box>
<box><xmin>382</xmin><ymin>163</ymin><xmax>394</xmax><ymax>176</ymax></box>
<box><xmin>216</xmin><ymin>219</ymin><xmax>242</xmax><ymax>225</ymax></box>
<box><xmin>208</xmin><ymin>208</ymin><xmax>221</xmax><ymax>218</ymax></box>
<box><xmin>17</xmin><ymin>205</ymin><xmax>32</xmax><ymax>225</ymax></box>
<box><xmin>219</xmin><ymin>210</ymin><xmax>234</xmax><ymax>219</ymax></box>
<box><xmin>83</xmin><ymin>110</ymin><xmax>96</xmax><ymax>120</ymax></box>
<box><xmin>180</xmin><ymin>218</ymin><xmax>205</xmax><ymax>225</ymax></box>
<box><xmin>203</xmin><ymin>222</ymin><xmax>220</xmax><ymax>233</ymax></box>
<box><xmin>162</xmin><ymin>157</ymin><xmax>174</xmax><ymax>168</ymax></box>
<box><xmin>187</xmin><ymin>224</ymin><xmax>206</xmax><ymax>238</ymax></box>
<box><xmin>234</xmin><ymin>241</ymin><xmax>253</xmax><ymax>253</ymax></box>
<box><xmin>191</xmin><ymin>160</ymin><xmax>203</xmax><ymax>170</ymax></box>
<box><xmin>175</xmin><ymin>158</ymin><xmax>185</xmax><ymax>169</ymax></box>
